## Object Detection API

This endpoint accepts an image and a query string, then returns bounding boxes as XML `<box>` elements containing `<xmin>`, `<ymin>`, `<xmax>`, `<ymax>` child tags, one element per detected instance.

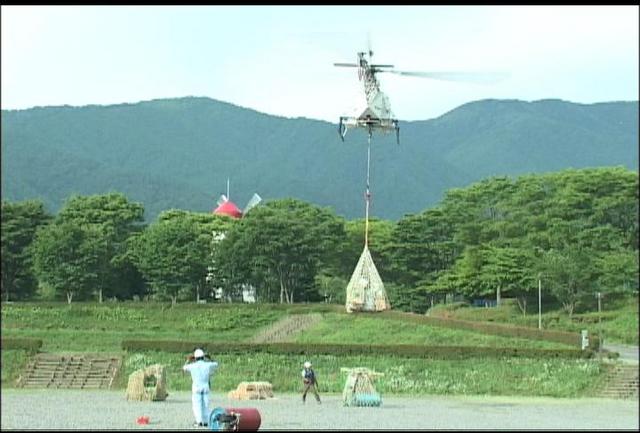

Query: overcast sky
<box><xmin>2</xmin><ymin>5</ymin><xmax>638</xmax><ymax>121</ymax></box>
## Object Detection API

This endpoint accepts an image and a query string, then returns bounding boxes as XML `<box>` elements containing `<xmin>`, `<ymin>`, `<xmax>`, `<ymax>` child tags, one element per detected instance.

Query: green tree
<box><xmin>441</xmin><ymin>176</ymin><xmax>518</xmax><ymax>246</ymax></box>
<box><xmin>536</xmin><ymin>247</ymin><xmax>597</xmax><ymax>316</ymax></box>
<box><xmin>595</xmin><ymin>249</ymin><xmax>639</xmax><ymax>296</ymax></box>
<box><xmin>216</xmin><ymin>199</ymin><xmax>345</xmax><ymax>303</ymax></box>
<box><xmin>128</xmin><ymin>211</ymin><xmax>217</xmax><ymax>306</ymax></box>
<box><xmin>388</xmin><ymin>209</ymin><xmax>460</xmax><ymax>287</ymax></box>
<box><xmin>588</xmin><ymin>169</ymin><xmax>639</xmax><ymax>249</ymax></box>
<box><xmin>428</xmin><ymin>246</ymin><xmax>484</xmax><ymax>302</ymax></box>
<box><xmin>479</xmin><ymin>246</ymin><xmax>535</xmax><ymax>313</ymax></box>
<box><xmin>31</xmin><ymin>222</ymin><xmax>98</xmax><ymax>303</ymax></box>
<box><xmin>159</xmin><ymin>209</ymin><xmax>234</xmax><ymax>302</ymax></box>
<box><xmin>427</xmin><ymin>168</ymin><xmax>637</xmax><ymax>315</ymax></box>
<box><xmin>56</xmin><ymin>193</ymin><xmax>145</xmax><ymax>301</ymax></box>
<box><xmin>1</xmin><ymin>200</ymin><xmax>52</xmax><ymax>301</ymax></box>
<box><xmin>314</xmin><ymin>273</ymin><xmax>348</xmax><ymax>305</ymax></box>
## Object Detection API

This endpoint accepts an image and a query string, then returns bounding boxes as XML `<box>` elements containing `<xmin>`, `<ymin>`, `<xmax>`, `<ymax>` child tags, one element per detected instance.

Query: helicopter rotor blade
<box><xmin>216</xmin><ymin>194</ymin><xmax>228</xmax><ymax>206</ymax></box>
<box><xmin>334</xmin><ymin>63</ymin><xmax>359</xmax><ymax>67</ymax></box>
<box><xmin>385</xmin><ymin>70</ymin><xmax>509</xmax><ymax>84</ymax></box>
<box><xmin>242</xmin><ymin>193</ymin><xmax>262</xmax><ymax>215</ymax></box>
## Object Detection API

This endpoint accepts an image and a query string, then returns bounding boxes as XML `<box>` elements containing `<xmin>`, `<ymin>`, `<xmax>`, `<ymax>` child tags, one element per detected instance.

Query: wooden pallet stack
<box><xmin>17</xmin><ymin>354</ymin><xmax>121</xmax><ymax>389</ymax></box>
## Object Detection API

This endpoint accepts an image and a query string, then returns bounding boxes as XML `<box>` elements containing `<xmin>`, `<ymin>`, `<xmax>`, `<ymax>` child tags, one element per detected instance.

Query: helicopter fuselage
<box><xmin>337</xmin><ymin>51</ymin><xmax>399</xmax><ymax>142</ymax></box>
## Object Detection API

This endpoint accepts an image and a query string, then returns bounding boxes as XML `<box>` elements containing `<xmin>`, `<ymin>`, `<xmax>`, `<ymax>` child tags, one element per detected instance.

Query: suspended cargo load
<box><xmin>345</xmin><ymin>245</ymin><xmax>390</xmax><ymax>313</ymax></box>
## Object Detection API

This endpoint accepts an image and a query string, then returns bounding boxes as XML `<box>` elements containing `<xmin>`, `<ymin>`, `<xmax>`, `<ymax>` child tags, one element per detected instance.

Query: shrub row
<box><xmin>0</xmin><ymin>337</ymin><xmax>43</xmax><ymax>352</ymax></box>
<box><xmin>122</xmin><ymin>340</ymin><xmax>592</xmax><ymax>360</ymax></box>
<box><xmin>381</xmin><ymin>311</ymin><xmax>600</xmax><ymax>349</ymax></box>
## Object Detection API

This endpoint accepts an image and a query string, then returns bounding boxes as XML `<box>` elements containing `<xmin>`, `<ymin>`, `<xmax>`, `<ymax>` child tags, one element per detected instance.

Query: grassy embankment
<box><xmin>427</xmin><ymin>297</ymin><xmax>639</xmax><ymax>346</ymax></box>
<box><xmin>0</xmin><ymin>301</ymin><xmax>616</xmax><ymax>397</ymax></box>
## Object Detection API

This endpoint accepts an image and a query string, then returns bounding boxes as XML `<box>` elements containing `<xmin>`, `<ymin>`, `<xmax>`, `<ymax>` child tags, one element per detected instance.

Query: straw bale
<box><xmin>125</xmin><ymin>364</ymin><xmax>168</xmax><ymax>401</ymax></box>
<box><xmin>227</xmin><ymin>381</ymin><xmax>274</xmax><ymax>400</ymax></box>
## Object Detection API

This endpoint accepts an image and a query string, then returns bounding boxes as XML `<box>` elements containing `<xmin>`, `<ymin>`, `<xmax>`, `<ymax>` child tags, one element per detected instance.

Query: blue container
<box><xmin>354</xmin><ymin>393</ymin><xmax>382</xmax><ymax>407</ymax></box>
<box><xmin>209</xmin><ymin>407</ymin><xmax>230</xmax><ymax>431</ymax></box>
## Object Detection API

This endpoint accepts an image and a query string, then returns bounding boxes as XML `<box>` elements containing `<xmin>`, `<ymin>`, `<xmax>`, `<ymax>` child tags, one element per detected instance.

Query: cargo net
<box><xmin>228</xmin><ymin>381</ymin><xmax>274</xmax><ymax>400</ymax></box>
<box><xmin>341</xmin><ymin>367</ymin><xmax>384</xmax><ymax>407</ymax></box>
<box><xmin>125</xmin><ymin>364</ymin><xmax>168</xmax><ymax>401</ymax></box>
<box><xmin>345</xmin><ymin>245</ymin><xmax>390</xmax><ymax>313</ymax></box>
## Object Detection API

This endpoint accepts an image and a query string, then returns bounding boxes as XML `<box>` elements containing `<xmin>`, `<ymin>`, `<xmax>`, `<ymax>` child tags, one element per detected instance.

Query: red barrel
<box><xmin>226</xmin><ymin>408</ymin><xmax>261</xmax><ymax>431</ymax></box>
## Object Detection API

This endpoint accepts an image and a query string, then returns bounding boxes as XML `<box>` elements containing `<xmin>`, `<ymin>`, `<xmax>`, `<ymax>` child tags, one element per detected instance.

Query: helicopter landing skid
<box><xmin>338</xmin><ymin>116</ymin><xmax>399</xmax><ymax>144</ymax></box>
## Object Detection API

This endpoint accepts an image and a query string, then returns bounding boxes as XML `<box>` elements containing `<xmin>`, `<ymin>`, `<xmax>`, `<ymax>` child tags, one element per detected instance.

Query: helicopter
<box><xmin>335</xmin><ymin>49</ymin><xmax>400</xmax><ymax>143</ymax></box>
<box><xmin>335</xmin><ymin>48</ymin><xmax>507</xmax><ymax>144</ymax></box>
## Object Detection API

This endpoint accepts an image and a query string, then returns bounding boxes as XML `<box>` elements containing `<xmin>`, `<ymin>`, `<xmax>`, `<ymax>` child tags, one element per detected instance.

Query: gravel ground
<box><xmin>1</xmin><ymin>390</ymin><xmax>638</xmax><ymax>430</ymax></box>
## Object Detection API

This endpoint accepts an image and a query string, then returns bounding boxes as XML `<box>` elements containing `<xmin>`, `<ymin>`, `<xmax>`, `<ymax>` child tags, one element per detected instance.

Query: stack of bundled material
<box><xmin>228</xmin><ymin>381</ymin><xmax>274</xmax><ymax>400</ymax></box>
<box><xmin>125</xmin><ymin>364</ymin><xmax>168</xmax><ymax>401</ymax></box>
<box><xmin>345</xmin><ymin>246</ymin><xmax>390</xmax><ymax>313</ymax></box>
<box><xmin>341</xmin><ymin>367</ymin><xmax>384</xmax><ymax>407</ymax></box>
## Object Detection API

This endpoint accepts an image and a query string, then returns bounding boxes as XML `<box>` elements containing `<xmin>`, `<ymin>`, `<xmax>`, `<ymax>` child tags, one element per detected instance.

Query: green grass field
<box><xmin>428</xmin><ymin>297</ymin><xmax>639</xmax><ymax>346</ymax></box>
<box><xmin>114</xmin><ymin>351</ymin><xmax>604</xmax><ymax>398</ymax></box>
<box><xmin>293</xmin><ymin>313</ymin><xmax>572</xmax><ymax>349</ymax></box>
<box><xmin>1</xmin><ymin>303</ymin><xmax>292</xmax><ymax>351</ymax></box>
<box><xmin>1</xmin><ymin>302</ymin><xmax>579</xmax><ymax>352</ymax></box>
<box><xmin>0</xmin><ymin>350</ymin><xmax>29</xmax><ymax>386</ymax></box>
<box><xmin>1</xmin><ymin>300</ymin><xmax>631</xmax><ymax>397</ymax></box>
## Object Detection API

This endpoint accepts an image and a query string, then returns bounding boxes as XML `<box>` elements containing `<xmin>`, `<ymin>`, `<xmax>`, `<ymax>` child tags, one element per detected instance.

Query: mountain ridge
<box><xmin>2</xmin><ymin>96</ymin><xmax>637</xmax><ymax>221</ymax></box>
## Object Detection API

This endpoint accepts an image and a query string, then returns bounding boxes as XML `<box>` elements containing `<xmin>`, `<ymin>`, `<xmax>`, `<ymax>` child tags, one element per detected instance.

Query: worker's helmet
<box><xmin>304</xmin><ymin>361</ymin><xmax>312</xmax><ymax>368</ymax></box>
<box><xmin>194</xmin><ymin>348</ymin><xmax>205</xmax><ymax>358</ymax></box>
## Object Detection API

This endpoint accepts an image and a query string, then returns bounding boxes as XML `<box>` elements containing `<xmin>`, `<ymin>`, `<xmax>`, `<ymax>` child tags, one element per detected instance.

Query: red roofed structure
<box><xmin>213</xmin><ymin>200</ymin><xmax>243</xmax><ymax>219</ymax></box>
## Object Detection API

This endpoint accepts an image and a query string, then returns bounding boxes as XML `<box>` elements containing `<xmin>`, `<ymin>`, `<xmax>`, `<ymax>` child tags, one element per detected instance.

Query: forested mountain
<box><xmin>2</xmin><ymin>97</ymin><xmax>637</xmax><ymax>220</ymax></box>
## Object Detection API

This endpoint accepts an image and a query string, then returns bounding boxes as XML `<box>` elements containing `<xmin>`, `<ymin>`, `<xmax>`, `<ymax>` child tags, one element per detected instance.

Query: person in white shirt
<box><xmin>183</xmin><ymin>348</ymin><xmax>219</xmax><ymax>427</ymax></box>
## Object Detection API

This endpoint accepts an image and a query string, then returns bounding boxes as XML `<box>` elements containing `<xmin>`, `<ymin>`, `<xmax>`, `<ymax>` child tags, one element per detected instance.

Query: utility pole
<box><xmin>538</xmin><ymin>277</ymin><xmax>542</xmax><ymax>330</ymax></box>
<box><xmin>597</xmin><ymin>292</ymin><xmax>603</xmax><ymax>346</ymax></box>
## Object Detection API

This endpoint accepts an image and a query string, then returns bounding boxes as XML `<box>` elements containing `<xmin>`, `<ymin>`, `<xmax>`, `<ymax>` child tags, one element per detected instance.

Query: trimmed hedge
<box><xmin>380</xmin><ymin>311</ymin><xmax>601</xmax><ymax>350</ymax></box>
<box><xmin>122</xmin><ymin>340</ymin><xmax>593</xmax><ymax>360</ymax></box>
<box><xmin>1</xmin><ymin>338</ymin><xmax>43</xmax><ymax>352</ymax></box>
